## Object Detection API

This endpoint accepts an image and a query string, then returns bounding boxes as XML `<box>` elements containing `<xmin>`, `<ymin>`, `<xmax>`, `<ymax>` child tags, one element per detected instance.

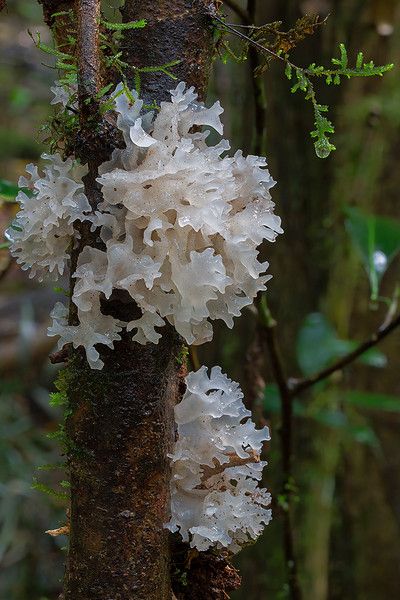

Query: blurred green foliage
<box><xmin>345</xmin><ymin>206</ymin><xmax>400</xmax><ymax>301</ymax></box>
<box><xmin>296</xmin><ymin>312</ymin><xmax>387</xmax><ymax>374</ymax></box>
<box><xmin>1</xmin><ymin>1</ymin><xmax>400</xmax><ymax>599</ymax></box>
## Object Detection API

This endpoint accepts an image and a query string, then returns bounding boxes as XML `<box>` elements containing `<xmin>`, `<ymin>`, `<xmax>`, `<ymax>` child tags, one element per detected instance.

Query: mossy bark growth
<box><xmin>39</xmin><ymin>1</ymin><xmax>219</xmax><ymax>599</ymax></box>
<box><xmin>64</xmin><ymin>333</ymin><xmax>184</xmax><ymax>599</ymax></box>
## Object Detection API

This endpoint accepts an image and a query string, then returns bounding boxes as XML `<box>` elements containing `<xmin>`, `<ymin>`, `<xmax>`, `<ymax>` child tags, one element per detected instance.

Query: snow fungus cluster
<box><xmin>8</xmin><ymin>81</ymin><xmax>280</xmax><ymax>552</ymax></box>
<box><xmin>9</xmin><ymin>82</ymin><xmax>282</xmax><ymax>366</ymax></box>
<box><xmin>167</xmin><ymin>366</ymin><xmax>271</xmax><ymax>553</ymax></box>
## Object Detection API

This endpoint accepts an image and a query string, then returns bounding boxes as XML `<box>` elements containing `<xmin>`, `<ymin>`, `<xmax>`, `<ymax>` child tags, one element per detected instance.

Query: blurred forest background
<box><xmin>0</xmin><ymin>0</ymin><xmax>399</xmax><ymax>599</ymax></box>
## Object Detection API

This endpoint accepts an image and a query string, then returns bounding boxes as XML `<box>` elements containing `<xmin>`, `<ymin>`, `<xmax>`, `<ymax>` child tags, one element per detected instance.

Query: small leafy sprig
<box><xmin>101</xmin><ymin>18</ymin><xmax>147</xmax><ymax>31</ymax></box>
<box><xmin>214</xmin><ymin>15</ymin><xmax>393</xmax><ymax>158</ymax></box>
<box><xmin>285</xmin><ymin>44</ymin><xmax>393</xmax><ymax>157</ymax></box>
<box><xmin>31</xmin><ymin>20</ymin><xmax>181</xmax><ymax>149</ymax></box>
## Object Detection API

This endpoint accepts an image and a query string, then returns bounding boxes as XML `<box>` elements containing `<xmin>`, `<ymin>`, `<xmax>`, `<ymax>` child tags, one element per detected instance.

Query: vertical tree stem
<box><xmin>247</xmin><ymin>0</ymin><xmax>267</xmax><ymax>156</ymax></box>
<box><xmin>259</xmin><ymin>306</ymin><xmax>302</xmax><ymax>600</ymax></box>
<box><xmin>39</xmin><ymin>2</ymin><xmax>217</xmax><ymax>599</ymax></box>
<box><xmin>244</xmin><ymin>3</ymin><xmax>299</xmax><ymax>589</ymax></box>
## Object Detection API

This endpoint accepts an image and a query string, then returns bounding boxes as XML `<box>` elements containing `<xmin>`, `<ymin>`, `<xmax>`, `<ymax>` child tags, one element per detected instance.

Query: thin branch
<box><xmin>223</xmin><ymin>0</ymin><xmax>267</xmax><ymax>155</ymax></box>
<box><xmin>214</xmin><ymin>14</ymin><xmax>329</xmax><ymax>75</ymax></box>
<box><xmin>258</xmin><ymin>298</ymin><xmax>302</xmax><ymax>600</ymax></box>
<box><xmin>247</xmin><ymin>0</ymin><xmax>267</xmax><ymax>155</ymax></box>
<box><xmin>223</xmin><ymin>0</ymin><xmax>250</xmax><ymax>24</ymax></box>
<box><xmin>189</xmin><ymin>345</ymin><xmax>201</xmax><ymax>371</ymax></box>
<box><xmin>75</xmin><ymin>0</ymin><xmax>102</xmax><ymax>121</ymax></box>
<box><xmin>290</xmin><ymin>313</ymin><xmax>400</xmax><ymax>397</ymax></box>
<box><xmin>214</xmin><ymin>14</ymin><xmax>283</xmax><ymax>63</ymax></box>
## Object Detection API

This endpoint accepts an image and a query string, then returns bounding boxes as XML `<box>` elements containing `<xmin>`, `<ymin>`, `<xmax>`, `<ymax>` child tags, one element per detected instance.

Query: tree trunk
<box><xmin>64</xmin><ymin>333</ymin><xmax>183</xmax><ymax>600</ymax></box>
<box><xmin>39</xmin><ymin>1</ymin><xmax>216</xmax><ymax>599</ymax></box>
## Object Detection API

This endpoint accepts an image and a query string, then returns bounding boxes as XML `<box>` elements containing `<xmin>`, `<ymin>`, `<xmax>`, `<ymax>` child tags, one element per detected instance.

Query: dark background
<box><xmin>0</xmin><ymin>1</ymin><xmax>399</xmax><ymax>599</ymax></box>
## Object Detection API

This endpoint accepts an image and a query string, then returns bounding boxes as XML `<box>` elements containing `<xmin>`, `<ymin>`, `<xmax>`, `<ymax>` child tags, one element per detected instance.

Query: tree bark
<box><xmin>120</xmin><ymin>0</ymin><xmax>214</xmax><ymax>102</ymax></box>
<box><xmin>39</xmin><ymin>1</ymin><xmax>217</xmax><ymax>599</ymax></box>
<box><xmin>64</xmin><ymin>332</ymin><xmax>184</xmax><ymax>600</ymax></box>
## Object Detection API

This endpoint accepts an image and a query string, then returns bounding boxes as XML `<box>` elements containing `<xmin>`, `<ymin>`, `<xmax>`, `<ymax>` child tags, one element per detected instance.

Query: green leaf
<box><xmin>95</xmin><ymin>83</ymin><xmax>114</xmax><ymax>100</ymax></box>
<box><xmin>285</xmin><ymin>62</ymin><xmax>292</xmax><ymax>80</ymax></box>
<box><xmin>346</xmin><ymin>423</ymin><xmax>380</xmax><ymax>447</ymax></box>
<box><xmin>296</xmin><ymin>312</ymin><xmax>386</xmax><ymax>376</ymax></box>
<box><xmin>0</xmin><ymin>179</ymin><xmax>19</xmax><ymax>200</ymax></box>
<box><xmin>345</xmin><ymin>390</ymin><xmax>400</xmax><ymax>412</ymax></box>
<box><xmin>348</xmin><ymin>343</ymin><xmax>387</xmax><ymax>368</ymax></box>
<box><xmin>311</xmin><ymin>103</ymin><xmax>336</xmax><ymax>158</ymax></box>
<box><xmin>331</xmin><ymin>43</ymin><xmax>348</xmax><ymax>69</ymax></box>
<box><xmin>32</xmin><ymin>479</ymin><xmax>69</xmax><ymax>501</ymax></box>
<box><xmin>37</xmin><ymin>463</ymin><xmax>65</xmax><ymax>471</ymax></box>
<box><xmin>345</xmin><ymin>206</ymin><xmax>400</xmax><ymax>300</ymax></box>
<box><xmin>0</xmin><ymin>178</ymin><xmax>33</xmax><ymax>202</ymax></box>
<box><xmin>49</xmin><ymin>392</ymin><xmax>67</xmax><ymax>407</ymax></box>
<box><xmin>311</xmin><ymin>408</ymin><xmax>348</xmax><ymax>429</ymax></box>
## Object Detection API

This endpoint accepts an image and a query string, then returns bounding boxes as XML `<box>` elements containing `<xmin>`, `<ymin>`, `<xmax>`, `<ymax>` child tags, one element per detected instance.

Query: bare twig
<box><xmin>235</xmin><ymin>3</ymin><xmax>301</xmax><ymax>592</ymax></box>
<box><xmin>214</xmin><ymin>13</ymin><xmax>328</xmax><ymax>75</ymax></box>
<box><xmin>290</xmin><ymin>313</ymin><xmax>400</xmax><ymax>397</ymax></box>
<box><xmin>46</xmin><ymin>524</ymin><xmax>70</xmax><ymax>536</ymax></box>
<box><xmin>214</xmin><ymin>14</ymin><xmax>282</xmax><ymax>62</ymax></box>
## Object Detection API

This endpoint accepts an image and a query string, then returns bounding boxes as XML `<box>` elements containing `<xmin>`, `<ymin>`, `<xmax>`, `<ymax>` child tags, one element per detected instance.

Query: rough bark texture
<box><xmin>172</xmin><ymin>547</ymin><xmax>242</xmax><ymax>600</ymax></box>
<box><xmin>64</xmin><ymin>332</ymin><xmax>184</xmax><ymax>600</ymax></box>
<box><xmin>38</xmin><ymin>1</ymin><xmax>219</xmax><ymax>599</ymax></box>
<box><xmin>120</xmin><ymin>0</ymin><xmax>215</xmax><ymax>102</ymax></box>
<box><xmin>76</xmin><ymin>0</ymin><xmax>101</xmax><ymax>118</ymax></box>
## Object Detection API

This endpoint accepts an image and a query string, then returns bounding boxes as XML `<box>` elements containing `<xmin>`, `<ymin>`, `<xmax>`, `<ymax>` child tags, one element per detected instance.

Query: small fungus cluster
<box><xmin>167</xmin><ymin>366</ymin><xmax>272</xmax><ymax>552</ymax></box>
